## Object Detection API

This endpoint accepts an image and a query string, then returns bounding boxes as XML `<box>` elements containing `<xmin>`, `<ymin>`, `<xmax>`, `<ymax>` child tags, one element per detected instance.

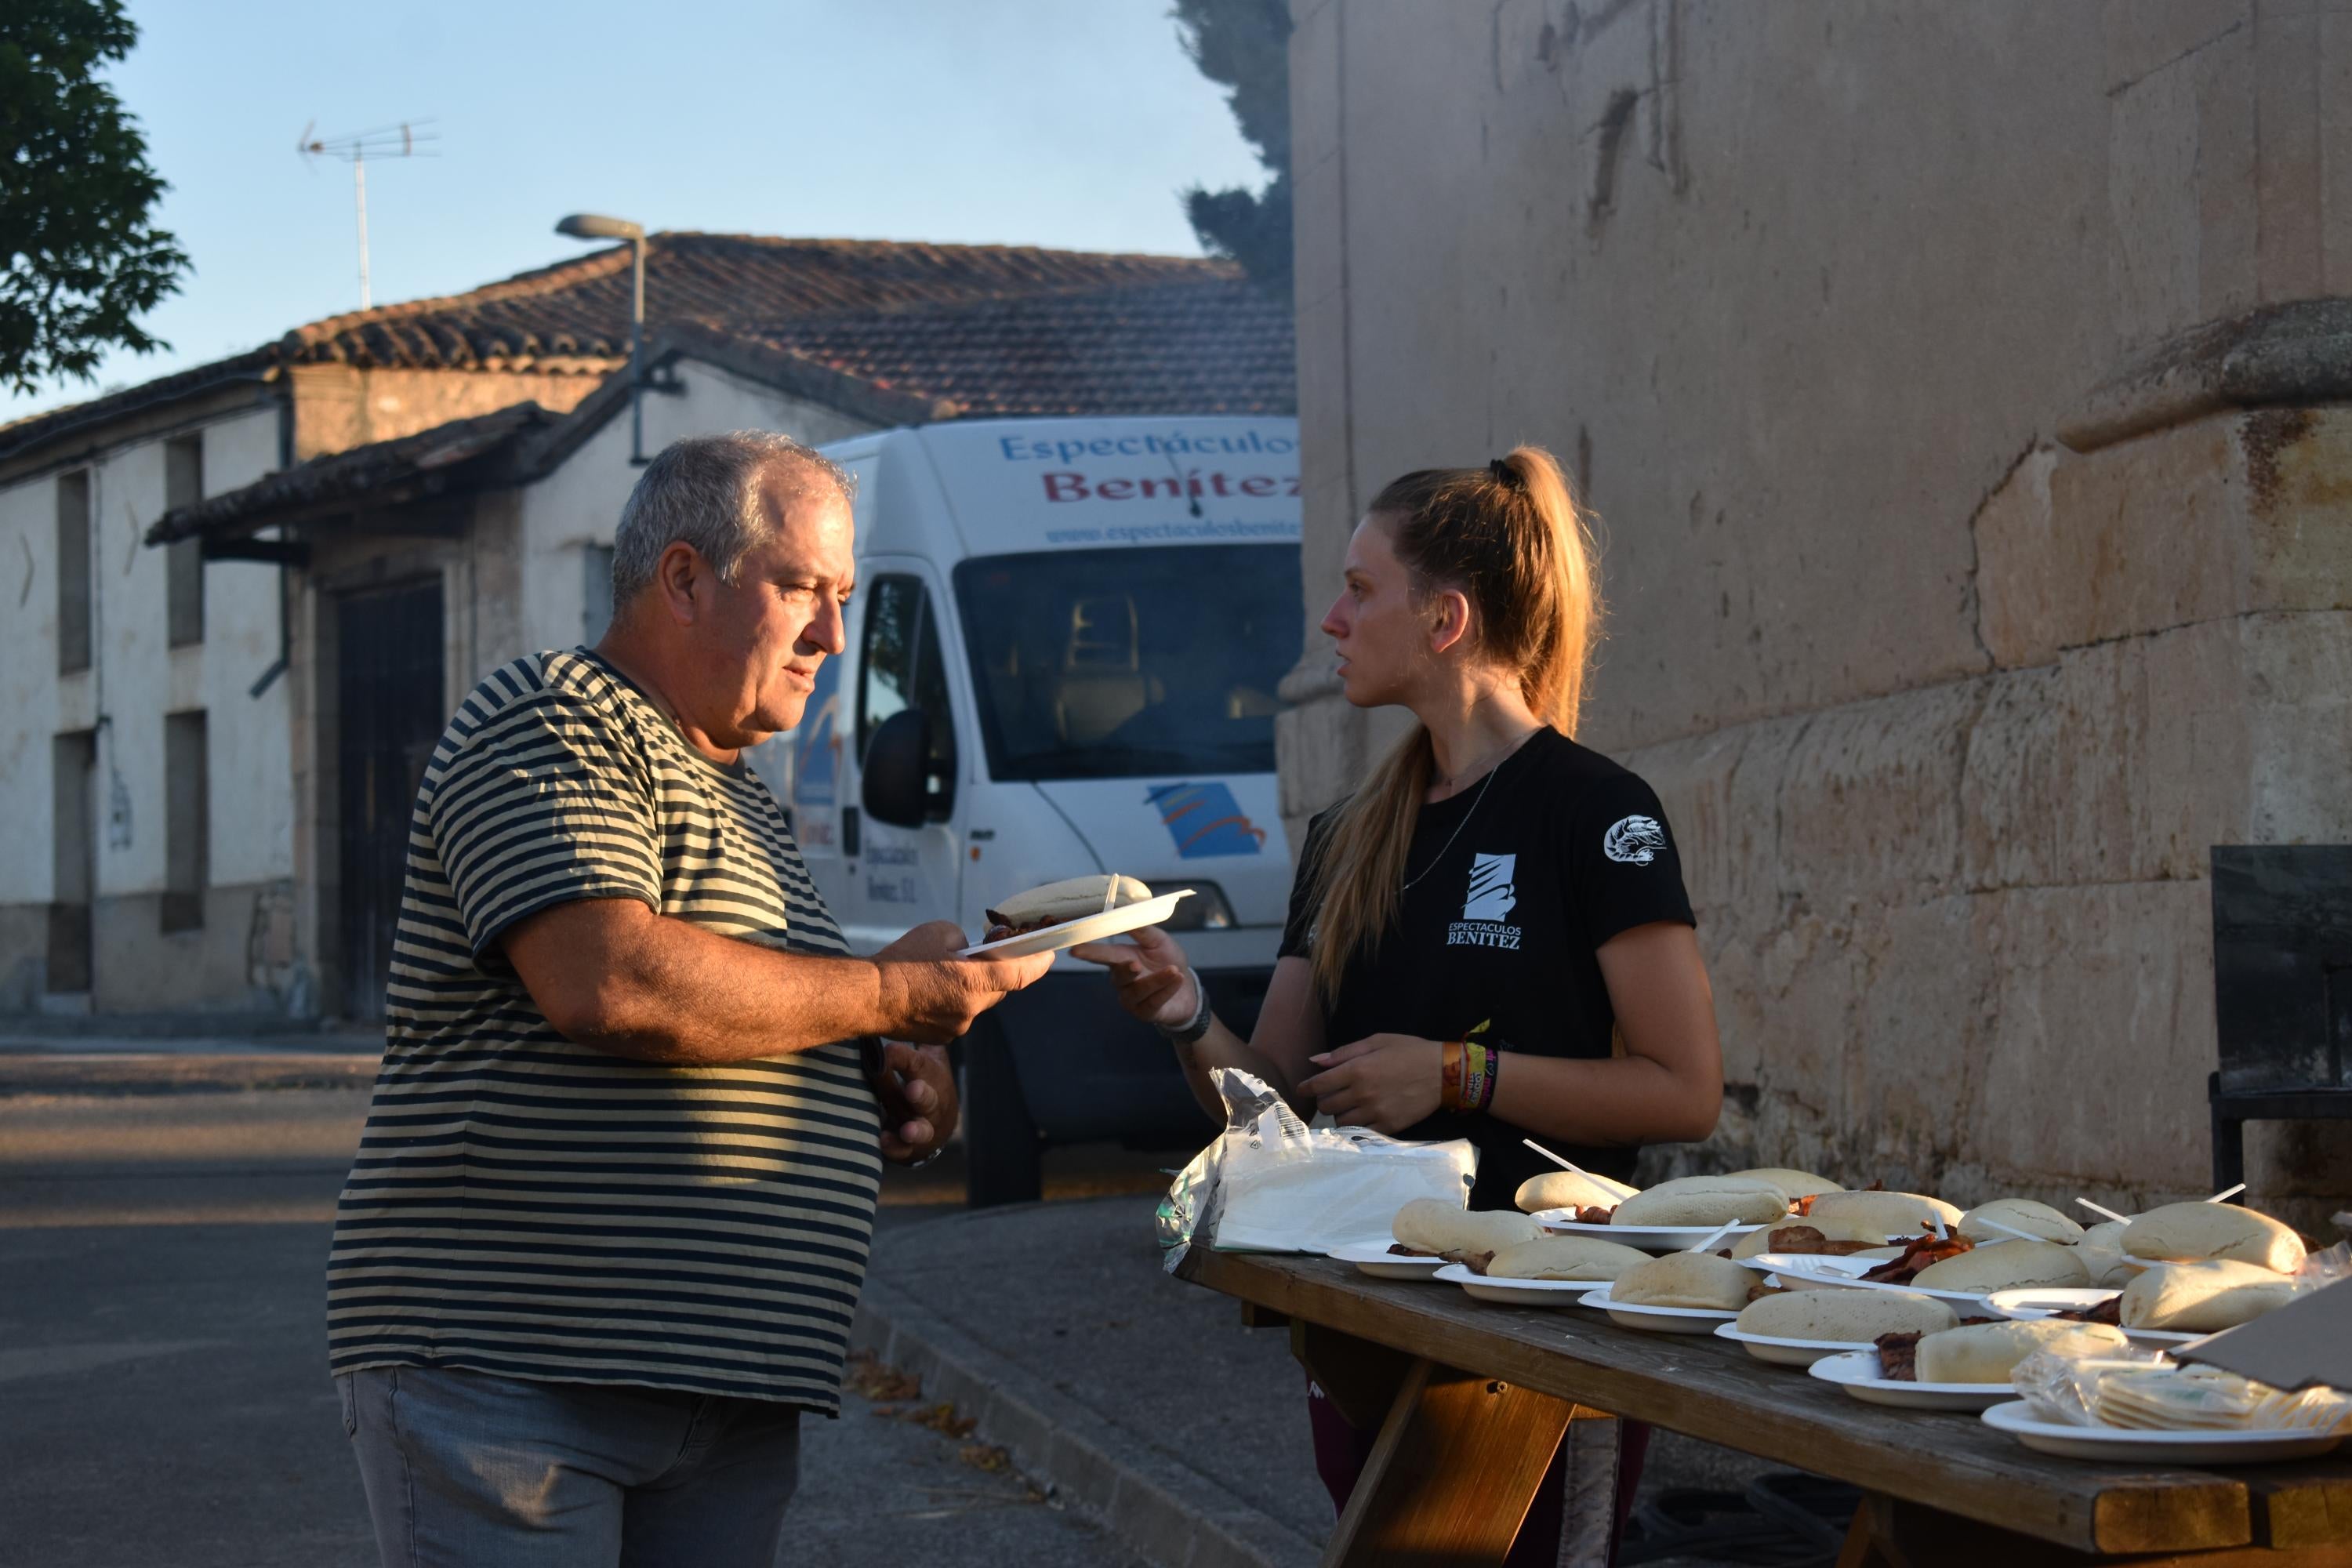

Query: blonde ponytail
<box><xmin>1304</xmin><ymin>445</ymin><xmax>1601</xmax><ymax>1007</ymax></box>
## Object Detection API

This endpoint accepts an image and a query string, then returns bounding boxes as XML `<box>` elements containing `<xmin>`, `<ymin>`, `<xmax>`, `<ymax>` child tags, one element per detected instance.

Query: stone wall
<box><xmin>1279</xmin><ymin>0</ymin><xmax>2352</xmax><ymax>1221</ymax></box>
<box><xmin>285</xmin><ymin>365</ymin><xmax>610</xmax><ymax>459</ymax></box>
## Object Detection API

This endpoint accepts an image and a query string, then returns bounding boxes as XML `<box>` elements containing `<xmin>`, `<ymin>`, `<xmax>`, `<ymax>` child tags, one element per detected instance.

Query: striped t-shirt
<box><xmin>326</xmin><ymin>648</ymin><xmax>880</xmax><ymax>1412</ymax></box>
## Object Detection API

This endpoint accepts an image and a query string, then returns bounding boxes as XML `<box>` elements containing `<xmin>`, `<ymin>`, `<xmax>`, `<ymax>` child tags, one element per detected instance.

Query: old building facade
<box><xmin>1278</xmin><ymin>0</ymin><xmax>2352</xmax><ymax>1217</ymax></box>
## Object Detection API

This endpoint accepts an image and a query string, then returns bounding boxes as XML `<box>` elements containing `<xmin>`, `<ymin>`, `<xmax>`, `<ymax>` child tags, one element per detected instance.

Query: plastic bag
<box><xmin>2295</xmin><ymin>1240</ymin><xmax>2352</xmax><ymax>1294</ymax></box>
<box><xmin>2013</xmin><ymin>1352</ymin><xmax>2352</xmax><ymax>1434</ymax></box>
<box><xmin>1157</xmin><ymin>1068</ymin><xmax>1477</xmax><ymax>1270</ymax></box>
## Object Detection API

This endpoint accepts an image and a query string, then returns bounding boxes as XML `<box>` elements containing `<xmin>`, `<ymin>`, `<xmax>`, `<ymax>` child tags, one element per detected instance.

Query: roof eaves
<box><xmin>147</xmin><ymin>401</ymin><xmax>555</xmax><ymax>545</ymax></box>
<box><xmin>0</xmin><ymin>351</ymin><xmax>281</xmax><ymax>469</ymax></box>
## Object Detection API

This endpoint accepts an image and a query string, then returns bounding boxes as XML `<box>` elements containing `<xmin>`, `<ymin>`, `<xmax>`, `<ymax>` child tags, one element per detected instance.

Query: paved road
<box><xmin>0</xmin><ymin>1071</ymin><xmax>1158</xmax><ymax>1567</ymax></box>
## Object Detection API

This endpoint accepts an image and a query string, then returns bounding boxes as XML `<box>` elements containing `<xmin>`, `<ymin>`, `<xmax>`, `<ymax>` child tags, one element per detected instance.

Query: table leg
<box><xmin>1293</xmin><ymin>1319</ymin><xmax>1415</xmax><ymax>1432</ymax></box>
<box><xmin>1321</xmin><ymin>1356</ymin><xmax>1578</xmax><ymax>1567</ymax></box>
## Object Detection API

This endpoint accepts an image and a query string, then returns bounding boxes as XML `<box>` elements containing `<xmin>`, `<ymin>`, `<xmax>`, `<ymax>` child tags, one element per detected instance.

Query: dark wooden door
<box><xmin>336</xmin><ymin>581</ymin><xmax>445</xmax><ymax>1021</ymax></box>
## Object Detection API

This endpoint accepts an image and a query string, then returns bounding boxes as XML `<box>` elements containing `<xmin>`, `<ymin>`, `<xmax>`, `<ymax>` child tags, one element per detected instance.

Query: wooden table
<box><xmin>1176</xmin><ymin>1249</ymin><xmax>2352</xmax><ymax>1568</ymax></box>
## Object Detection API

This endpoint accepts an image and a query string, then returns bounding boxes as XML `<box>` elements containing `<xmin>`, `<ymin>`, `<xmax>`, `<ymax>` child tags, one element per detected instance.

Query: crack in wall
<box><xmin>2105</xmin><ymin>16</ymin><xmax>2247</xmax><ymax>100</ymax></box>
<box><xmin>1962</xmin><ymin>436</ymin><xmax>2044</xmax><ymax>673</ymax></box>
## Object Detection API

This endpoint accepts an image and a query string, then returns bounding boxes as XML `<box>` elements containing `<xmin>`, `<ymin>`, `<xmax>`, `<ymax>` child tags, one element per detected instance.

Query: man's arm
<box><xmin>503</xmin><ymin>900</ymin><xmax>1051</xmax><ymax>1065</ymax></box>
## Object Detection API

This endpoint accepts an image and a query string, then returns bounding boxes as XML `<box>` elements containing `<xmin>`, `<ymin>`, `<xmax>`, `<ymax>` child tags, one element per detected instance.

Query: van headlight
<box><xmin>1161</xmin><ymin>881</ymin><xmax>1236</xmax><ymax>931</ymax></box>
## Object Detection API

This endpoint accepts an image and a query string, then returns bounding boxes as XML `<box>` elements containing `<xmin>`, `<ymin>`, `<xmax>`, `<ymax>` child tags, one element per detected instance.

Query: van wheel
<box><xmin>963</xmin><ymin>1020</ymin><xmax>1043</xmax><ymax>1209</ymax></box>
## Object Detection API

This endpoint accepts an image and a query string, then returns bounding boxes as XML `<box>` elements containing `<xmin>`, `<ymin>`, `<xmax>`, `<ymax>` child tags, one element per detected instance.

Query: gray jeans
<box><xmin>338</xmin><ymin>1366</ymin><xmax>801</xmax><ymax>1568</ymax></box>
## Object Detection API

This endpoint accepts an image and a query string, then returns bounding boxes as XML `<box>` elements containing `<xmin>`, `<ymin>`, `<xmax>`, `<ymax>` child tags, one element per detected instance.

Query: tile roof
<box><xmin>7</xmin><ymin>234</ymin><xmax>1253</xmax><ymax>464</ymax></box>
<box><xmin>726</xmin><ymin>276</ymin><xmax>1296</xmax><ymax>419</ymax></box>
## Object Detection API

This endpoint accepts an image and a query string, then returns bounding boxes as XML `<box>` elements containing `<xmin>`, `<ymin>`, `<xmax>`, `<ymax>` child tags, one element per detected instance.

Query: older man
<box><xmin>327</xmin><ymin>431</ymin><xmax>1051</xmax><ymax>1566</ymax></box>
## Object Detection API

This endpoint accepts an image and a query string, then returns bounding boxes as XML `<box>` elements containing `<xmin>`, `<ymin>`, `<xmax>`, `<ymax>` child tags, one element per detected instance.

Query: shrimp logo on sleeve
<box><xmin>1603</xmin><ymin>815</ymin><xmax>1666</xmax><ymax>866</ymax></box>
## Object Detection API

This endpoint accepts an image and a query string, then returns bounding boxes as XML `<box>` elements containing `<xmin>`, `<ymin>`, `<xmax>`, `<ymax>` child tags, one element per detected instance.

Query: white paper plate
<box><xmin>1435</xmin><ymin>1262</ymin><xmax>1619</xmax><ymax>1305</ymax></box>
<box><xmin>1980</xmin><ymin>1401</ymin><xmax>2347</xmax><ymax>1465</ymax></box>
<box><xmin>957</xmin><ymin>891</ymin><xmax>1193</xmax><ymax>958</ymax></box>
<box><xmin>1807</xmin><ymin>1350</ymin><xmax>2010</xmax><ymax>1411</ymax></box>
<box><xmin>1984</xmin><ymin>1288</ymin><xmax>2205</xmax><ymax>1347</ymax></box>
<box><xmin>1711</xmin><ymin>1323</ymin><xmax>1862</xmax><ymax>1367</ymax></box>
<box><xmin>1744</xmin><ymin>1253</ymin><xmax>1997</xmax><ymax>1308</ymax></box>
<box><xmin>1532</xmin><ymin>1214</ymin><xmax>1767</xmax><ymax>1253</ymax></box>
<box><xmin>1577</xmin><ymin>1287</ymin><xmax>1740</xmax><ymax>1333</ymax></box>
<box><xmin>1326</xmin><ymin>1240</ymin><xmax>1446</xmax><ymax>1280</ymax></box>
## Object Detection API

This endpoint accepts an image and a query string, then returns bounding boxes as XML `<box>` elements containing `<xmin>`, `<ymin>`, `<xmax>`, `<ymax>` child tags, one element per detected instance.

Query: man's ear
<box><xmin>1428</xmin><ymin>586</ymin><xmax>1473</xmax><ymax>657</ymax></box>
<box><xmin>654</xmin><ymin>542</ymin><xmax>707</xmax><ymax>626</ymax></box>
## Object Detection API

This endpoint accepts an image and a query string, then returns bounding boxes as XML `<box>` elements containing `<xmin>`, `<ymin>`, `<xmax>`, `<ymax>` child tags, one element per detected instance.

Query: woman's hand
<box><xmin>1298</xmin><ymin>1033</ymin><xmax>1443</xmax><ymax>1133</ymax></box>
<box><xmin>1069</xmin><ymin>924</ymin><xmax>1198</xmax><ymax>1029</ymax></box>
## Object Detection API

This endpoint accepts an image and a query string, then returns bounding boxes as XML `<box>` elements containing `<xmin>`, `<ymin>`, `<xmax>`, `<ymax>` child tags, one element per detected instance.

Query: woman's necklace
<box><xmin>1399</xmin><ymin>731</ymin><xmax>1534</xmax><ymax>893</ymax></box>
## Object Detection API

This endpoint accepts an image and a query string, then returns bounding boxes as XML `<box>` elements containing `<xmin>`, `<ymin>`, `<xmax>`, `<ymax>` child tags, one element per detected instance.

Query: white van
<box><xmin>757</xmin><ymin>416</ymin><xmax>1302</xmax><ymax>1205</ymax></box>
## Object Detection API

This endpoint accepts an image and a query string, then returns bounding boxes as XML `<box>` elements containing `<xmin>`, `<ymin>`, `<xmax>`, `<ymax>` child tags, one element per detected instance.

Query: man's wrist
<box><xmin>867</xmin><ymin>957</ymin><xmax>916</xmax><ymax>1040</ymax></box>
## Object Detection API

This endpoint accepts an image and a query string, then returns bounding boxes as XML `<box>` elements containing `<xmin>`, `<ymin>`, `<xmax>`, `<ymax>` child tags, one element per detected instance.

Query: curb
<box><xmin>0</xmin><ymin>1052</ymin><xmax>382</xmax><ymax>1098</ymax></box>
<box><xmin>853</xmin><ymin>1272</ymin><xmax>1321</xmax><ymax>1568</ymax></box>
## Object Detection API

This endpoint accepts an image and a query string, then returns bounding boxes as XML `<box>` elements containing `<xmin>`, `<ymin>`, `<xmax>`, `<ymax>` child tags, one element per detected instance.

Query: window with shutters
<box><xmin>57</xmin><ymin>471</ymin><xmax>91</xmax><ymax>675</ymax></box>
<box><xmin>163</xmin><ymin>710</ymin><xmax>209</xmax><ymax>932</ymax></box>
<box><xmin>166</xmin><ymin>437</ymin><xmax>205</xmax><ymax>648</ymax></box>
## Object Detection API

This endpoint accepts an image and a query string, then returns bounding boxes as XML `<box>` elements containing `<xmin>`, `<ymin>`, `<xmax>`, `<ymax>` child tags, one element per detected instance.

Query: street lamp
<box><xmin>555</xmin><ymin>212</ymin><xmax>651</xmax><ymax>464</ymax></box>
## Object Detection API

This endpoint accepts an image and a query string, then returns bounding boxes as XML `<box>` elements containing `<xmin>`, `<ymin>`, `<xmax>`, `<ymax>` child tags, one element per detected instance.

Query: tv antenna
<box><xmin>297</xmin><ymin>119</ymin><xmax>439</xmax><ymax>309</ymax></box>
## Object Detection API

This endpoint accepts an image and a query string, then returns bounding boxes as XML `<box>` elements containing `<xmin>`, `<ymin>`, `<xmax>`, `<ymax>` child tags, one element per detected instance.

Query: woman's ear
<box><xmin>1427</xmin><ymin>586</ymin><xmax>1473</xmax><ymax>657</ymax></box>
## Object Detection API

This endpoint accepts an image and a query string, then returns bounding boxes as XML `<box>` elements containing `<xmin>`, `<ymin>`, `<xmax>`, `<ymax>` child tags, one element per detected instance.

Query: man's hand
<box><xmin>870</xmin><ymin>1040</ymin><xmax>958</xmax><ymax>1163</ymax></box>
<box><xmin>1070</xmin><ymin>924</ymin><xmax>1197</xmax><ymax>1029</ymax></box>
<box><xmin>1296</xmin><ymin>1033</ymin><xmax>1443</xmax><ymax>1134</ymax></box>
<box><xmin>873</xmin><ymin>922</ymin><xmax>1054</xmax><ymax>1044</ymax></box>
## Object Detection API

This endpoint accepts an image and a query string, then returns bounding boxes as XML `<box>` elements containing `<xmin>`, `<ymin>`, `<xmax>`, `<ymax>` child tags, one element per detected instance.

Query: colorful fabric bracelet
<box><xmin>1457</xmin><ymin>1042</ymin><xmax>1495</xmax><ymax>1114</ymax></box>
<box><xmin>1474</xmin><ymin>1044</ymin><xmax>1500</xmax><ymax>1112</ymax></box>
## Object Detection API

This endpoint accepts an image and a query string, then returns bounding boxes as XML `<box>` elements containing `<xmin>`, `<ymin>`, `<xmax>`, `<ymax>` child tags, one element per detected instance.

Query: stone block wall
<box><xmin>1279</xmin><ymin>0</ymin><xmax>2352</xmax><ymax>1225</ymax></box>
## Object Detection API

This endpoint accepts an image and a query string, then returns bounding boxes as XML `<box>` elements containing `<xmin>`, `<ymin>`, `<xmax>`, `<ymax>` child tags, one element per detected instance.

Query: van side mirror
<box><xmin>862</xmin><ymin>709</ymin><xmax>951</xmax><ymax>829</ymax></box>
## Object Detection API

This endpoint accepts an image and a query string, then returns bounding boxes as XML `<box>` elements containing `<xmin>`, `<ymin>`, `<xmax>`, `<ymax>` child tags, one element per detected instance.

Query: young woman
<box><xmin>1076</xmin><ymin>446</ymin><xmax>1722</xmax><ymax>1563</ymax></box>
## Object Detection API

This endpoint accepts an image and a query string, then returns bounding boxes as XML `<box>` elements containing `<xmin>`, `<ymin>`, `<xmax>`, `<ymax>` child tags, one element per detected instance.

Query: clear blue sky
<box><xmin>5</xmin><ymin>0</ymin><xmax>1265</xmax><ymax>423</ymax></box>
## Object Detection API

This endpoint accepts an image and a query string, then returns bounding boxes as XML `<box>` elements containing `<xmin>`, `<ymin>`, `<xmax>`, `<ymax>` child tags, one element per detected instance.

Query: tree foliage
<box><xmin>1173</xmin><ymin>0</ymin><xmax>1292</xmax><ymax>296</ymax></box>
<box><xmin>0</xmin><ymin>0</ymin><xmax>187</xmax><ymax>395</ymax></box>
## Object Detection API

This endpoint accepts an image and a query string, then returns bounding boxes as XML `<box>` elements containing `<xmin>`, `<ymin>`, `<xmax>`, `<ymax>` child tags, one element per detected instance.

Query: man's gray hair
<box><xmin>609</xmin><ymin>431</ymin><xmax>854</xmax><ymax>608</ymax></box>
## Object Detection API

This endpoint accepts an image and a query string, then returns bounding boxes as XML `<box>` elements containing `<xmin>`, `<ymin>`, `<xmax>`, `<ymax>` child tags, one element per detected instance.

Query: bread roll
<box><xmin>1912</xmin><ymin>1319</ymin><xmax>2129</xmax><ymax>1384</ymax></box>
<box><xmin>1612</xmin><ymin>1250</ymin><xmax>1755</xmax><ymax>1310</ymax></box>
<box><xmin>987</xmin><ymin>874</ymin><xmax>1153</xmax><ymax>928</ymax></box>
<box><xmin>1392</xmin><ymin>1200</ymin><xmax>1542</xmax><ymax>1255</ymax></box>
<box><xmin>1731</xmin><ymin>1217</ymin><xmax>1896</xmax><ymax>1258</ymax></box>
<box><xmin>1486</xmin><ymin>1235</ymin><xmax>1651</xmax><ymax>1281</ymax></box>
<box><xmin>1736</xmin><ymin>1288</ymin><xmax>1956</xmax><ymax>1341</ymax></box>
<box><xmin>1807</xmin><ymin>1190</ymin><xmax>1963</xmax><ymax>1234</ymax></box>
<box><xmin>2121</xmin><ymin>1259</ymin><xmax>2299</xmax><ymax>1332</ymax></box>
<box><xmin>1611</xmin><ymin>1175</ymin><xmax>1789</xmax><ymax>1229</ymax></box>
<box><xmin>2122</xmin><ymin>1203</ymin><xmax>2306</xmax><ymax>1274</ymax></box>
<box><xmin>1727</xmin><ymin>1167</ymin><xmax>1844</xmax><ymax>1200</ymax></box>
<box><xmin>1514</xmin><ymin>1170</ymin><xmax>1638</xmax><ymax>1214</ymax></box>
<box><xmin>2074</xmin><ymin>1220</ymin><xmax>2142</xmax><ymax>1288</ymax></box>
<box><xmin>1958</xmin><ymin>1198</ymin><xmax>2085</xmax><ymax>1245</ymax></box>
<box><xmin>1911</xmin><ymin>1240</ymin><xmax>2092</xmax><ymax>1294</ymax></box>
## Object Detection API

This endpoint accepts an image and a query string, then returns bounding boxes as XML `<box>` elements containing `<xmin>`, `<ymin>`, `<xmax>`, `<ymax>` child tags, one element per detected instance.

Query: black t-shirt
<box><xmin>1278</xmin><ymin>728</ymin><xmax>1695</xmax><ymax>1210</ymax></box>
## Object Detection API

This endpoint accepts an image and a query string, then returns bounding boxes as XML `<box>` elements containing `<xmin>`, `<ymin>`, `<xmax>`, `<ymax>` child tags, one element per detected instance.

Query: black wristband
<box><xmin>1159</xmin><ymin>969</ymin><xmax>1215</xmax><ymax>1047</ymax></box>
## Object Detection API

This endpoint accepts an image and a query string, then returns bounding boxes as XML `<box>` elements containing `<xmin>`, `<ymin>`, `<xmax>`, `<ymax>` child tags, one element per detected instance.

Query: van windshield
<box><xmin>952</xmin><ymin>545</ymin><xmax>1304</xmax><ymax>782</ymax></box>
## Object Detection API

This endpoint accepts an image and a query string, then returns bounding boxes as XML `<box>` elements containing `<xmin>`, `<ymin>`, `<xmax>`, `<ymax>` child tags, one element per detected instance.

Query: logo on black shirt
<box><xmin>1603</xmin><ymin>815</ymin><xmax>1665</xmax><ymax>866</ymax></box>
<box><xmin>1448</xmin><ymin>852</ymin><xmax>1522</xmax><ymax>949</ymax></box>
